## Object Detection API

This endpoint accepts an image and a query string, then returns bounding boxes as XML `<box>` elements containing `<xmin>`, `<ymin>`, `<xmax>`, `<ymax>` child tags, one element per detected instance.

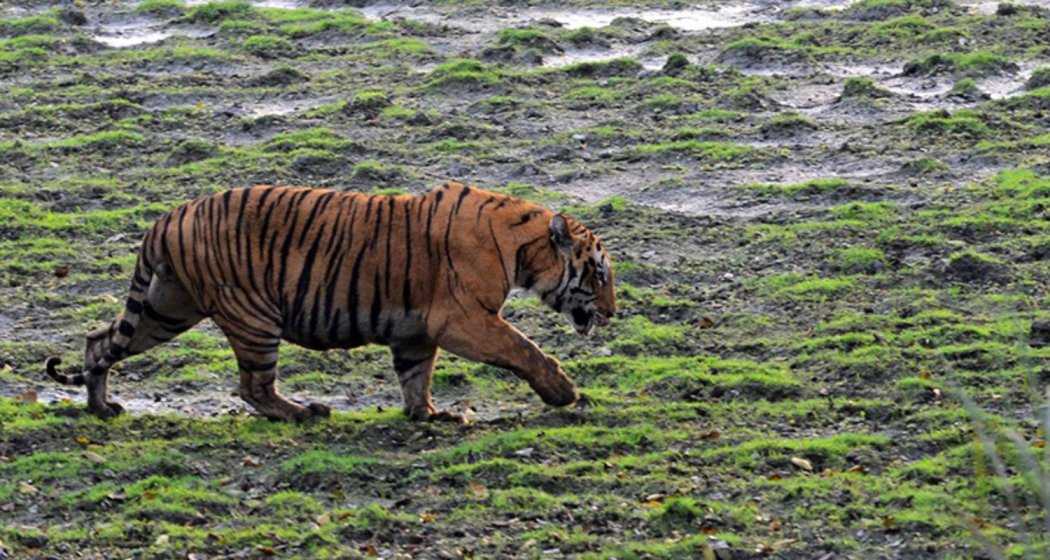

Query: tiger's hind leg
<box><xmin>82</xmin><ymin>264</ymin><xmax>204</xmax><ymax>418</ymax></box>
<box><xmin>217</xmin><ymin>325</ymin><xmax>330</xmax><ymax>422</ymax></box>
<box><xmin>391</xmin><ymin>343</ymin><xmax>462</xmax><ymax>423</ymax></box>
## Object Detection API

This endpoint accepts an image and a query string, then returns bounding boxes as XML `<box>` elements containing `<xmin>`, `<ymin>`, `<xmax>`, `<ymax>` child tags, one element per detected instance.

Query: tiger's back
<box><xmin>149</xmin><ymin>186</ymin><xmax>444</xmax><ymax>351</ymax></box>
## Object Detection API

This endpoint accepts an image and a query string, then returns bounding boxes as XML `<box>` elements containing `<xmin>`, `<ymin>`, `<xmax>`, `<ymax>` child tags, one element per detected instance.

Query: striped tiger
<box><xmin>45</xmin><ymin>181</ymin><xmax>617</xmax><ymax>422</ymax></box>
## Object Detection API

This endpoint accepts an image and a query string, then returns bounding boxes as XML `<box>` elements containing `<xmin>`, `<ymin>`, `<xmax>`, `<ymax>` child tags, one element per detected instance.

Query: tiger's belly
<box><xmin>279</xmin><ymin>308</ymin><xmax>427</xmax><ymax>350</ymax></box>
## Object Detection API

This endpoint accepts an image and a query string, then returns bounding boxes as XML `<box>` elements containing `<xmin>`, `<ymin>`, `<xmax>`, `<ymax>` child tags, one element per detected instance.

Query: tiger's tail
<box><xmin>44</xmin><ymin>240</ymin><xmax>157</xmax><ymax>384</ymax></box>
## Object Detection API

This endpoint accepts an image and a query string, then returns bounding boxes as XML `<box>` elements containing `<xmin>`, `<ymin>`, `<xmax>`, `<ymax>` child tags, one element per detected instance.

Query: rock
<box><xmin>58</xmin><ymin>8</ymin><xmax>88</xmax><ymax>26</ymax></box>
<box><xmin>996</xmin><ymin>3</ymin><xmax>1019</xmax><ymax>16</ymax></box>
<box><xmin>1031</xmin><ymin>320</ymin><xmax>1050</xmax><ymax>348</ymax></box>
<box><xmin>249</xmin><ymin>66</ymin><xmax>308</xmax><ymax>87</ymax></box>
<box><xmin>662</xmin><ymin>53</ymin><xmax>690</xmax><ymax>75</ymax></box>
<box><xmin>944</xmin><ymin>251</ymin><xmax>1007</xmax><ymax>283</ymax></box>
<box><xmin>167</xmin><ymin>139</ymin><xmax>217</xmax><ymax>167</ymax></box>
<box><xmin>708</xmin><ymin>538</ymin><xmax>733</xmax><ymax>560</ymax></box>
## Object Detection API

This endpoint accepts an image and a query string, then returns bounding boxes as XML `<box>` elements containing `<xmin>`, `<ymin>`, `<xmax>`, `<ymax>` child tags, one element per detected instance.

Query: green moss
<box><xmin>136</xmin><ymin>0</ymin><xmax>186</xmax><ymax>16</ymax></box>
<box><xmin>241</xmin><ymin>34</ymin><xmax>295</xmax><ymax>58</ymax></box>
<box><xmin>609</xmin><ymin>315</ymin><xmax>687</xmax><ymax>355</ymax></box>
<box><xmin>350</xmin><ymin>89</ymin><xmax>390</xmax><ymax>112</ymax></box>
<box><xmin>426</xmin><ymin>58</ymin><xmax>501</xmax><ymax>89</ymax></box>
<box><xmin>278</xmin><ymin>449</ymin><xmax>377</xmax><ymax>487</ymax></box>
<box><xmin>742</xmin><ymin>178</ymin><xmax>849</xmax><ymax>198</ymax></box>
<box><xmin>634</xmin><ymin>140</ymin><xmax>753</xmax><ymax>161</ymax></box>
<box><xmin>0</xmin><ymin>14</ymin><xmax>60</xmax><ymax>37</ymax></box>
<box><xmin>832</xmin><ymin>247</ymin><xmax>887</xmax><ymax>274</ymax></box>
<box><xmin>904</xmin><ymin>51</ymin><xmax>1016</xmax><ymax>77</ymax></box>
<box><xmin>276</xmin><ymin>10</ymin><xmax>369</xmax><ymax>38</ymax></box>
<box><xmin>760</xmin><ymin>273</ymin><xmax>857</xmax><ymax>300</ymax></box>
<box><xmin>365</xmin><ymin>37</ymin><xmax>430</xmax><ymax>56</ymax></box>
<box><xmin>561</xmin><ymin>57</ymin><xmax>642</xmax><ymax>78</ymax></box>
<box><xmin>702</xmin><ymin>433</ymin><xmax>889</xmax><ymax>469</ymax></box>
<box><xmin>907</xmin><ymin>109</ymin><xmax>988</xmax><ymax>138</ymax></box>
<box><xmin>185</xmin><ymin>0</ymin><xmax>254</xmax><ymax>23</ymax></box>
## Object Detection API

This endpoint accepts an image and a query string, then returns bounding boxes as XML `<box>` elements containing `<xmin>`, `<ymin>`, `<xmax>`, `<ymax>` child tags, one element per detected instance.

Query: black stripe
<box><xmin>488</xmin><ymin>220</ymin><xmax>510</xmax><ymax>292</ymax></box>
<box><xmin>425</xmin><ymin>190</ymin><xmax>442</xmax><ymax>260</ymax></box>
<box><xmin>452</xmin><ymin>186</ymin><xmax>471</xmax><ymax>216</ymax></box>
<box><xmin>475</xmin><ymin>196</ymin><xmax>495</xmax><ymax>224</ymax></box>
<box><xmin>370</xmin><ymin>270</ymin><xmax>382</xmax><ymax>336</ymax></box>
<box><xmin>117</xmin><ymin>320</ymin><xmax>135</xmax><ymax>337</ymax></box>
<box><xmin>297</xmin><ymin>191</ymin><xmax>333</xmax><ymax>247</ymax></box>
<box><xmin>239</xmin><ymin>359</ymin><xmax>276</xmax><ymax>372</ymax></box>
<box><xmin>393</xmin><ymin>355</ymin><xmax>428</xmax><ymax>373</ymax></box>
<box><xmin>143</xmin><ymin>301</ymin><xmax>182</xmax><ymax>325</ymax></box>
<box><xmin>290</xmin><ymin>224</ymin><xmax>327</xmax><ymax>331</ymax></box>
<box><xmin>402</xmin><ymin>202</ymin><xmax>413</xmax><ymax>312</ymax></box>
<box><xmin>125</xmin><ymin>298</ymin><xmax>144</xmax><ymax>314</ymax></box>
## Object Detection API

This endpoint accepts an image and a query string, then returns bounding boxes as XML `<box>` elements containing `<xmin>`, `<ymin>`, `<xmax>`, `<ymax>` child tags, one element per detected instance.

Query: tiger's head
<box><xmin>541</xmin><ymin>213</ymin><xmax>617</xmax><ymax>336</ymax></box>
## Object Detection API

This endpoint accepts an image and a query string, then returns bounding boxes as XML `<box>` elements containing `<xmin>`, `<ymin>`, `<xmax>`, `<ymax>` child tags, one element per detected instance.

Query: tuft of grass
<box><xmin>907</xmin><ymin>109</ymin><xmax>989</xmax><ymax>138</ymax></box>
<box><xmin>426</xmin><ymin>58</ymin><xmax>501</xmax><ymax>89</ymax></box>
<box><xmin>832</xmin><ymin>247</ymin><xmax>887</xmax><ymax>274</ymax></box>
<box><xmin>278</xmin><ymin>450</ymin><xmax>377</xmax><ymax>488</ymax></box>
<box><xmin>241</xmin><ymin>35</ymin><xmax>295</xmax><ymax>58</ymax></box>
<box><xmin>742</xmin><ymin>178</ymin><xmax>849</xmax><ymax>198</ymax></box>
<box><xmin>136</xmin><ymin>0</ymin><xmax>186</xmax><ymax>16</ymax></box>
<box><xmin>634</xmin><ymin>140</ymin><xmax>753</xmax><ymax>161</ymax></box>
<box><xmin>0</xmin><ymin>14</ymin><xmax>60</xmax><ymax>37</ymax></box>
<box><xmin>185</xmin><ymin>0</ymin><xmax>253</xmax><ymax>23</ymax></box>
<box><xmin>903</xmin><ymin>51</ymin><xmax>1017</xmax><ymax>77</ymax></box>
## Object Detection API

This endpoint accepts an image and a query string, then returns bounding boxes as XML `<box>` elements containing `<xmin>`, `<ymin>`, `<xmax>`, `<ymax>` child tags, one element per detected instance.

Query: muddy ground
<box><xmin>0</xmin><ymin>0</ymin><xmax>1049</xmax><ymax>558</ymax></box>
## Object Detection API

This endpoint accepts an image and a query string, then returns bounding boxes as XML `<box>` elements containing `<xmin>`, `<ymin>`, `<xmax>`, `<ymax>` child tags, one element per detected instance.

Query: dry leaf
<box><xmin>698</xmin><ymin>317</ymin><xmax>715</xmax><ymax>329</ymax></box>
<box><xmin>882</xmin><ymin>515</ymin><xmax>896</xmax><ymax>530</ymax></box>
<box><xmin>790</xmin><ymin>457</ymin><xmax>813</xmax><ymax>471</ymax></box>
<box><xmin>75</xmin><ymin>436</ymin><xmax>90</xmax><ymax>447</ymax></box>
<box><xmin>700</xmin><ymin>430</ymin><xmax>720</xmax><ymax>440</ymax></box>
<box><xmin>154</xmin><ymin>534</ymin><xmax>169</xmax><ymax>547</ymax></box>
<box><xmin>360</xmin><ymin>544</ymin><xmax>378</xmax><ymax>556</ymax></box>
<box><xmin>256</xmin><ymin>546</ymin><xmax>275</xmax><ymax>556</ymax></box>
<box><xmin>83</xmin><ymin>451</ymin><xmax>105</xmax><ymax>464</ymax></box>
<box><xmin>16</xmin><ymin>390</ymin><xmax>36</xmax><ymax>404</ymax></box>
<box><xmin>419</xmin><ymin>512</ymin><xmax>436</xmax><ymax>523</ymax></box>
<box><xmin>847</xmin><ymin>464</ymin><xmax>865</xmax><ymax>473</ymax></box>
<box><xmin>242</xmin><ymin>456</ymin><xmax>261</xmax><ymax>467</ymax></box>
<box><xmin>315</xmin><ymin>513</ymin><xmax>330</xmax><ymax>526</ymax></box>
<box><xmin>18</xmin><ymin>482</ymin><xmax>37</xmax><ymax>495</ymax></box>
<box><xmin>53</xmin><ymin>265</ymin><xmax>70</xmax><ymax>278</ymax></box>
<box><xmin>468</xmin><ymin>481</ymin><xmax>488</xmax><ymax>499</ymax></box>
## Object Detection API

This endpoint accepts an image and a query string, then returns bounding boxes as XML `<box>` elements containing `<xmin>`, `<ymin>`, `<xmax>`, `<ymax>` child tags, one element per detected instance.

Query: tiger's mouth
<box><xmin>571</xmin><ymin>308</ymin><xmax>610</xmax><ymax>335</ymax></box>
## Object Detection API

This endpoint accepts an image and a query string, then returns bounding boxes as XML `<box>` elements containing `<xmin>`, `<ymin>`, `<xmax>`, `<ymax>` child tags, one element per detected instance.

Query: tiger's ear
<box><xmin>549</xmin><ymin>214</ymin><xmax>572</xmax><ymax>253</ymax></box>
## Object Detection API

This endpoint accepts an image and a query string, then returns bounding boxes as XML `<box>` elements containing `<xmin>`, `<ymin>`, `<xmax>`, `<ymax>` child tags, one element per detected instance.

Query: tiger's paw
<box><xmin>406</xmin><ymin>406</ymin><xmax>468</xmax><ymax>425</ymax></box>
<box><xmin>89</xmin><ymin>401</ymin><xmax>125</xmax><ymax>420</ymax></box>
<box><xmin>290</xmin><ymin>402</ymin><xmax>331</xmax><ymax>422</ymax></box>
<box><xmin>534</xmin><ymin>373</ymin><xmax>579</xmax><ymax>407</ymax></box>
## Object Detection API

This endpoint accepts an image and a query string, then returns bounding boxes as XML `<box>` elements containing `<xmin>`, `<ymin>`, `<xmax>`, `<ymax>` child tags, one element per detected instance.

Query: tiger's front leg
<box><xmin>434</xmin><ymin>316</ymin><xmax>579</xmax><ymax>408</ymax></box>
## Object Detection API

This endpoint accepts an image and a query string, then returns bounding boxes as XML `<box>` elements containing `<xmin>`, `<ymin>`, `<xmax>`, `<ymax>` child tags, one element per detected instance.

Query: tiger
<box><xmin>44</xmin><ymin>181</ymin><xmax>617</xmax><ymax>422</ymax></box>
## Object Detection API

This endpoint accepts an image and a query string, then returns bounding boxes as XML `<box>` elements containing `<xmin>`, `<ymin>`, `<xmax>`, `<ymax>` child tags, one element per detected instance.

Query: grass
<box><xmin>907</xmin><ymin>109</ymin><xmax>989</xmax><ymax>138</ymax></box>
<box><xmin>903</xmin><ymin>51</ymin><xmax>1016</xmax><ymax>77</ymax></box>
<box><xmin>426</xmin><ymin>58</ymin><xmax>501</xmax><ymax>89</ymax></box>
